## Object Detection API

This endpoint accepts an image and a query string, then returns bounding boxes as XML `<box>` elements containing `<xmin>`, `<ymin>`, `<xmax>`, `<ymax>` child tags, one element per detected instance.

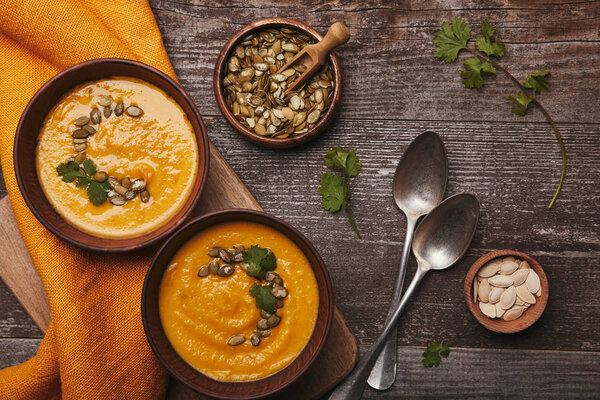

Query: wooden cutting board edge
<box><xmin>0</xmin><ymin>144</ymin><xmax>358</xmax><ymax>398</ymax></box>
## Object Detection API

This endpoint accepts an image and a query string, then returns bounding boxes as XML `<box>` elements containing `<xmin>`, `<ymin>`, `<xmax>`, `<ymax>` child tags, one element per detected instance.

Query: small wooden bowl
<box><xmin>13</xmin><ymin>58</ymin><xmax>210</xmax><ymax>252</ymax></box>
<box><xmin>464</xmin><ymin>250</ymin><xmax>549</xmax><ymax>334</ymax></box>
<box><xmin>213</xmin><ymin>18</ymin><xmax>343</xmax><ymax>149</ymax></box>
<box><xmin>141</xmin><ymin>209</ymin><xmax>334</xmax><ymax>399</ymax></box>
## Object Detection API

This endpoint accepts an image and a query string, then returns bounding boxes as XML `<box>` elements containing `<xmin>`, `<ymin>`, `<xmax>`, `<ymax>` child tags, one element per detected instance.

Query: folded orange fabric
<box><xmin>0</xmin><ymin>0</ymin><xmax>179</xmax><ymax>398</ymax></box>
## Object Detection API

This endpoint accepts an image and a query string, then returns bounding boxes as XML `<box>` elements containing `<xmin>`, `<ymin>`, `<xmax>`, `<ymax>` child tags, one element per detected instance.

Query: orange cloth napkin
<box><xmin>0</xmin><ymin>0</ymin><xmax>180</xmax><ymax>398</ymax></box>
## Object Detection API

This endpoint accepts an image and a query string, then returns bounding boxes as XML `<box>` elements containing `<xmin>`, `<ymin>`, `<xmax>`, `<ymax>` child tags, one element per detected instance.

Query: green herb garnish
<box><xmin>249</xmin><ymin>283</ymin><xmax>276</xmax><ymax>314</ymax></box>
<box><xmin>318</xmin><ymin>147</ymin><xmax>362</xmax><ymax>238</ymax></box>
<box><xmin>433</xmin><ymin>18</ymin><xmax>566</xmax><ymax>209</ymax></box>
<box><xmin>422</xmin><ymin>341</ymin><xmax>450</xmax><ymax>368</ymax></box>
<box><xmin>243</xmin><ymin>245</ymin><xmax>277</xmax><ymax>280</ymax></box>
<box><xmin>56</xmin><ymin>158</ymin><xmax>109</xmax><ymax>206</ymax></box>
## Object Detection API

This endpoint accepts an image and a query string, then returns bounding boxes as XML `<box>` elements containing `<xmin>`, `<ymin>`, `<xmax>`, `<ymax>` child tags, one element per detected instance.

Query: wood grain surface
<box><xmin>1</xmin><ymin>0</ymin><xmax>600</xmax><ymax>398</ymax></box>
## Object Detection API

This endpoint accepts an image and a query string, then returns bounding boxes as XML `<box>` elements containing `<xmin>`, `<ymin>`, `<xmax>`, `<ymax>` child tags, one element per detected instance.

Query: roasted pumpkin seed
<box><xmin>90</xmin><ymin>107</ymin><xmax>101</xmax><ymax>124</ymax></box>
<box><xmin>125</xmin><ymin>105</ymin><xmax>143</xmax><ymax>117</ymax></box>
<box><xmin>217</xmin><ymin>264</ymin><xmax>234</xmax><ymax>277</ymax></box>
<box><xmin>140</xmin><ymin>190</ymin><xmax>150</xmax><ymax>203</ymax></box>
<box><xmin>227</xmin><ymin>334</ymin><xmax>245</xmax><ymax>346</ymax></box>
<box><xmin>93</xmin><ymin>171</ymin><xmax>108</xmax><ymax>182</ymax></box>
<box><xmin>114</xmin><ymin>101</ymin><xmax>124</xmax><ymax>116</ymax></box>
<box><xmin>74</xmin><ymin>116</ymin><xmax>90</xmax><ymax>126</ymax></box>
<box><xmin>197</xmin><ymin>265</ymin><xmax>210</xmax><ymax>277</ymax></box>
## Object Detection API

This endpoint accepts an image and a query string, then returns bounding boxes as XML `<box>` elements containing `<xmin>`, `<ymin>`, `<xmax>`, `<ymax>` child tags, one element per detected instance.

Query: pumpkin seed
<box><xmin>197</xmin><ymin>265</ymin><xmax>210</xmax><ymax>277</ymax></box>
<box><xmin>510</xmin><ymin>269</ymin><xmax>530</xmax><ymax>286</ymax></box>
<box><xmin>479</xmin><ymin>301</ymin><xmax>496</xmax><ymax>318</ymax></box>
<box><xmin>260</xmin><ymin>310</ymin><xmax>272</xmax><ymax>319</ymax></box>
<box><xmin>275</xmin><ymin>299</ymin><xmax>284</xmax><ymax>308</ymax></box>
<box><xmin>250</xmin><ymin>333</ymin><xmax>261</xmax><ymax>346</ymax></box>
<box><xmin>72</xmin><ymin>129</ymin><xmax>89</xmax><ymax>138</ymax></box>
<box><xmin>98</xmin><ymin>95</ymin><xmax>113</xmax><ymax>107</ymax></box>
<box><xmin>93</xmin><ymin>171</ymin><xmax>108</xmax><ymax>182</ymax></box>
<box><xmin>495</xmin><ymin>303</ymin><xmax>505</xmax><ymax>318</ymax></box>
<box><xmin>208</xmin><ymin>247</ymin><xmax>222</xmax><ymax>257</ymax></box>
<box><xmin>121</xmin><ymin>177</ymin><xmax>131</xmax><ymax>189</ymax></box>
<box><xmin>209</xmin><ymin>259</ymin><xmax>219</xmax><ymax>275</ymax></box>
<box><xmin>217</xmin><ymin>264</ymin><xmax>234</xmax><ymax>277</ymax></box>
<box><xmin>74</xmin><ymin>152</ymin><xmax>86</xmax><ymax>164</ymax></box>
<box><xmin>271</xmin><ymin>286</ymin><xmax>288</xmax><ymax>299</ymax></box>
<box><xmin>232</xmin><ymin>253</ymin><xmax>244</xmax><ymax>263</ymax></box>
<box><xmin>489</xmin><ymin>275</ymin><xmax>513</xmax><ymax>287</ymax></box>
<box><xmin>500</xmin><ymin>258</ymin><xmax>519</xmax><ymax>275</ymax></box>
<box><xmin>488</xmin><ymin>286</ymin><xmax>504</xmax><ymax>304</ymax></box>
<box><xmin>126</xmin><ymin>106</ymin><xmax>143</xmax><ymax>117</ymax></box>
<box><xmin>233</xmin><ymin>244</ymin><xmax>245</xmax><ymax>253</ymax></box>
<box><xmin>82</xmin><ymin>125</ymin><xmax>96</xmax><ymax>135</ymax></box>
<box><xmin>140</xmin><ymin>190</ymin><xmax>150</xmax><ymax>203</ymax></box>
<box><xmin>219</xmin><ymin>248</ymin><xmax>232</xmax><ymax>263</ymax></box>
<box><xmin>108</xmin><ymin>176</ymin><xmax>121</xmax><ymax>188</ymax></box>
<box><xmin>227</xmin><ymin>334</ymin><xmax>245</xmax><ymax>346</ymax></box>
<box><xmin>257</xmin><ymin>329</ymin><xmax>271</xmax><ymax>338</ymax></box>
<box><xmin>74</xmin><ymin>143</ymin><xmax>87</xmax><ymax>152</ymax></box>
<box><xmin>266</xmin><ymin>314</ymin><xmax>281</xmax><ymax>328</ymax></box>
<box><xmin>478</xmin><ymin>260</ymin><xmax>501</xmax><ymax>277</ymax></box>
<box><xmin>73</xmin><ymin>138</ymin><xmax>87</xmax><ymax>144</ymax></box>
<box><xmin>90</xmin><ymin>107</ymin><xmax>101</xmax><ymax>124</ymax></box>
<box><xmin>500</xmin><ymin>286</ymin><xmax>516</xmax><ymax>309</ymax></box>
<box><xmin>131</xmin><ymin>179</ymin><xmax>146</xmax><ymax>192</ymax></box>
<box><xmin>477</xmin><ymin>278</ymin><xmax>490</xmax><ymax>303</ymax></box>
<box><xmin>257</xmin><ymin>319</ymin><xmax>269</xmax><ymax>330</ymax></box>
<box><xmin>109</xmin><ymin>195</ymin><xmax>126</xmax><ymax>206</ymax></box>
<box><xmin>473</xmin><ymin>278</ymin><xmax>479</xmax><ymax>303</ymax></box>
<box><xmin>516</xmin><ymin>284</ymin><xmax>536</xmax><ymax>304</ymax></box>
<box><xmin>74</xmin><ymin>116</ymin><xmax>90</xmax><ymax>126</ymax></box>
<box><xmin>114</xmin><ymin>185</ymin><xmax>128</xmax><ymax>196</ymax></box>
<box><xmin>503</xmin><ymin>306</ymin><xmax>525</xmax><ymax>321</ymax></box>
<box><xmin>114</xmin><ymin>101</ymin><xmax>124</xmax><ymax>116</ymax></box>
<box><xmin>103</xmin><ymin>106</ymin><xmax>112</xmax><ymax>118</ymax></box>
<box><xmin>526</xmin><ymin>269</ymin><xmax>541</xmax><ymax>293</ymax></box>
<box><xmin>124</xmin><ymin>190</ymin><xmax>136</xmax><ymax>200</ymax></box>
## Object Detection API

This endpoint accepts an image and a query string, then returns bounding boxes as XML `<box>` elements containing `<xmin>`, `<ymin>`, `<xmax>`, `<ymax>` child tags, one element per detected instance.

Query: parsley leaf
<box><xmin>475</xmin><ymin>19</ymin><xmax>505</xmax><ymax>58</ymax></box>
<box><xmin>249</xmin><ymin>284</ymin><xmax>276</xmax><ymax>314</ymax></box>
<box><xmin>506</xmin><ymin>93</ymin><xmax>534</xmax><ymax>116</ymax></box>
<box><xmin>56</xmin><ymin>158</ymin><xmax>108</xmax><ymax>205</ymax></box>
<box><xmin>422</xmin><ymin>341</ymin><xmax>450</xmax><ymax>368</ymax></box>
<box><xmin>76</xmin><ymin>176</ymin><xmax>92</xmax><ymax>188</ymax></box>
<box><xmin>318</xmin><ymin>173</ymin><xmax>346</xmax><ymax>212</ymax></box>
<box><xmin>243</xmin><ymin>245</ymin><xmax>277</xmax><ymax>279</ymax></box>
<box><xmin>87</xmin><ymin>181</ymin><xmax>109</xmax><ymax>206</ymax></box>
<box><xmin>82</xmin><ymin>158</ymin><xmax>96</xmax><ymax>176</ymax></box>
<box><xmin>524</xmin><ymin>71</ymin><xmax>549</xmax><ymax>94</ymax></box>
<box><xmin>433</xmin><ymin>17</ymin><xmax>471</xmax><ymax>63</ymax></box>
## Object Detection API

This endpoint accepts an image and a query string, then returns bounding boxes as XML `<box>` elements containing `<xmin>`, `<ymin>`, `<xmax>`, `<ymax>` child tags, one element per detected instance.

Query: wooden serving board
<box><xmin>0</xmin><ymin>142</ymin><xmax>358</xmax><ymax>399</ymax></box>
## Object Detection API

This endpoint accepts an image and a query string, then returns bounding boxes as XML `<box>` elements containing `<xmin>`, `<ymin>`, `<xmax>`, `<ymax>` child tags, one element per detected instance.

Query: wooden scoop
<box><xmin>278</xmin><ymin>22</ymin><xmax>350</xmax><ymax>95</ymax></box>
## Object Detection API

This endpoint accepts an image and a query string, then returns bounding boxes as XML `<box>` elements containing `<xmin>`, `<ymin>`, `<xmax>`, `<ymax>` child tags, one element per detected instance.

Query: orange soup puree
<box><xmin>36</xmin><ymin>77</ymin><xmax>198</xmax><ymax>238</ymax></box>
<box><xmin>159</xmin><ymin>221</ymin><xmax>319</xmax><ymax>382</ymax></box>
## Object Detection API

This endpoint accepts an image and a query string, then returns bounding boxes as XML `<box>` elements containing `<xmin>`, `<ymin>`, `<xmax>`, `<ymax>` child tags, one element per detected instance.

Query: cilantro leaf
<box><xmin>324</xmin><ymin>147</ymin><xmax>362</xmax><ymax>177</ymax></box>
<box><xmin>243</xmin><ymin>245</ymin><xmax>276</xmax><ymax>279</ymax></box>
<box><xmin>249</xmin><ymin>284</ymin><xmax>276</xmax><ymax>314</ymax></box>
<box><xmin>82</xmin><ymin>158</ymin><xmax>96</xmax><ymax>176</ymax></box>
<box><xmin>524</xmin><ymin>71</ymin><xmax>549</xmax><ymax>94</ymax></box>
<box><xmin>87</xmin><ymin>181</ymin><xmax>109</xmax><ymax>206</ymax></box>
<box><xmin>474</xmin><ymin>19</ymin><xmax>505</xmax><ymax>58</ymax></box>
<box><xmin>61</xmin><ymin>170</ymin><xmax>84</xmax><ymax>182</ymax></box>
<box><xmin>433</xmin><ymin>17</ymin><xmax>471</xmax><ymax>63</ymax></box>
<box><xmin>422</xmin><ymin>341</ymin><xmax>450</xmax><ymax>368</ymax></box>
<box><xmin>57</xmin><ymin>161</ymin><xmax>84</xmax><ymax>182</ymax></box>
<box><xmin>76</xmin><ymin>176</ymin><xmax>92</xmax><ymax>189</ymax></box>
<box><xmin>506</xmin><ymin>93</ymin><xmax>534</xmax><ymax>116</ymax></box>
<box><xmin>461</xmin><ymin>57</ymin><xmax>496</xmax><ymax>88</ymax></box>
<box><xmin>318</xmin><ymin>173</ymin><xmax>346</xmax><ymax>213</ymax></box>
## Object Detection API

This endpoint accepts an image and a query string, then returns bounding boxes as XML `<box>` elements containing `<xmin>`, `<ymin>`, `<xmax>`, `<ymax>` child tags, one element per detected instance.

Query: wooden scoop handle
<box><xmin>315</xmin><ymin>22</ymin><xmax>351</xmax><ymax>55</ymax></box>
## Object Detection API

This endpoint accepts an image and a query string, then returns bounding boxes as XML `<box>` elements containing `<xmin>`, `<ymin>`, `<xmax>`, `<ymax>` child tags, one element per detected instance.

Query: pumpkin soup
<box><xmin>36</xmin><ymin>77</ymin><xmax>198</xmax><ymax>238</ymax></box>
<box><xmin>158</xmin><ymin>221</ymin><xmax>319</xmax><ymax>382</ymax></box>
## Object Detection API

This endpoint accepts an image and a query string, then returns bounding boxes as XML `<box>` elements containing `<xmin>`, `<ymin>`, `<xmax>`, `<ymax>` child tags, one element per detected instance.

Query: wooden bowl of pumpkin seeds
<box><xmin>464</xmin><ymin>249</ymin><xmax>549</xmax><ymax>334</ymax></box>
<box><xmin>142</xmin><ymin>209</ymin><xmax>334</xmax><ymax>398</ymax></box>
<box><xmin>14</xmin><ymin>58</ymin><xmax>210</xmax><ymax>252</ymax></box>
<box><xmin>214</xmin><ymin>18</ymin><xmax>343</xmax><ymax>148</ymax></box>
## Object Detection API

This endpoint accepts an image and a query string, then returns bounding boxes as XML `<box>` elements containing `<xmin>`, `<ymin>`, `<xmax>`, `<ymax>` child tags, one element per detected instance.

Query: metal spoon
<box><xmin>368</xmin><ymin>131</ymin><xmax>447</xmax><ymax>390</ymax></box>
<box><xmin>329</xmin><ymin>193</ymin><xmax>480</xmax><ymax>400</ymax></box>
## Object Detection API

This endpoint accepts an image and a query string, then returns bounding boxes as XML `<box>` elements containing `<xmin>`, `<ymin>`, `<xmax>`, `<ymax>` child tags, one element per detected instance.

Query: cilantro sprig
<box><xmin>434</xmin><ymin>18</ymin><xmax>566</xmax><ymax>209</ymax></box>
<box><xmin>422</xmin><ymin>341</ymin><xmax>450</xmax><ymax>368</ymax></box>
<box><xmin>243</xmin><ymin>245</ymin><xmax>276</xmax><ymax>280</ymax></box>
<box><xmin>56</xmin><ymin>158</ymin><xmax>109</xmax><ymax>206</ymax></box>
<box><xmin>249</xmin><ymin>283</ymin><xmax>276</xmax><ymax>314</ymax></box>
<box><xmin>318</xmin><ymin>147</ymin><xmax>362</xmax><ymax>238</ymax></box>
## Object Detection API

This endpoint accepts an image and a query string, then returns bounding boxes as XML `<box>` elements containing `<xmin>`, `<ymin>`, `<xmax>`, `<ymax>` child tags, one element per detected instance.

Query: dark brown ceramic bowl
<box><xmin>464</xmin><ymin>250</ymin><xmax>549</xmax><ymax>334</ymax></box>
<box><xmin>142</xmin><ymin>209</ymin><xmax>334</xmax><ymax>399</ymax></box>
<box><xmin>14</xmin><ymin>58</ymin><xmax>210</xmax><ymax>252</ymax></box>
<box><xmin>213</xmin><ymin>18</ymin><xmax>343</xmax><ymax>148</ymax></box>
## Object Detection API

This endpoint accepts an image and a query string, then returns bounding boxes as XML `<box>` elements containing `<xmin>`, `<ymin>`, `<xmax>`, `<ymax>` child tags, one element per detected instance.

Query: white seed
<box><xmin>489</xmin><ymin>286</ymin><xmax>504</xmax><ymax>304</ymax></box>
<box><xmin>478</xmin><ymin>261</ymin><xmax>501</xmax><ymax>278</ymax></box>
<box><xmin>510</xmin><ymin>269</ymin><xmax>530</xmax><ymax>286</ymax></box>
<box><xmin>518</xmin><ymin>260</ymin><xmax>531</xmax><ymax>270</ymax></box>
<box><xmin>272</xmin><ymin>108</ymin><xmax>284</xmax><ymax>119</ymax></box>
<box><xmin>500</xmin><ymin>286</ymin><xmax>516</xmax><ymax>309</ymax></box>
<box><xmin>246</xmin><ymin>117</ymin><xmax>256</xmax><ymax>128</ymax></box>
<box><xmin>500</xmin><ymin>259</ymin><xmax>519</xmax><ymax>275</ymax></box>
<box><xmin>290</xmin><ymin>95</ymin><xmax>302</xmax><ymax>110</ymax></box>
<box><xmin>495</xmin><ymin>303</ymin><xmax>505</xmax><ymax>318</ymax></box>
<box><xmin>515</xmin><ymin>298</ymin><xmax>525</xmax><ymax>306</ymax></box>
<box><xmin>526</xmin><ymin>269</ymin><xmax>541</xmax><ymax>293</ymax></box>
<box><xmin>536</xmin><ymin>287</ymin><xmax>542</xmax><ymax>297</ymax></box>
<box><xmin>489</xmin><ymin>275</ymin><xmax>513</xmax><ymax>287</ymax></box>
<box><xmin>503</xmin><ymin>306</ymin><xmax>526</xmax><ymax>321</ymax></box>
<box><xmin>473</xmin><ymin>278</ymin><xmax>479</xmax><ymax>303</ymax></box>
<box><xmin>479</xmin><ymin>301</ymin><xmax>496</xmax><ymax>318</ymax></box>
<box><xmin>478</xmin><ymin>278</ymin><xmax>491</xmax><ymax>302</ymax></box>
<box><xmin>516</xmin><ymin>284</ymin><xmax>537</xmax><ymax>304</ymax></box>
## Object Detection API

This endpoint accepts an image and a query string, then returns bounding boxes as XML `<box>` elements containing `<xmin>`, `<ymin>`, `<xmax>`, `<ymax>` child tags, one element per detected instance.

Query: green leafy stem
<box><xmin>434</xmin><ymin>18</ymin><xmax>566</xmax><ymax>208</ymax></box>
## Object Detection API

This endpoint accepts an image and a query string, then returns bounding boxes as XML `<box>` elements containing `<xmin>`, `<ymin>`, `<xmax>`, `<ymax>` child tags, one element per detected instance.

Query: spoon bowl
<box><xmin>413</xmin><ymin>193</ymin><xmax>480</xmax><ymax>270</ymax></box>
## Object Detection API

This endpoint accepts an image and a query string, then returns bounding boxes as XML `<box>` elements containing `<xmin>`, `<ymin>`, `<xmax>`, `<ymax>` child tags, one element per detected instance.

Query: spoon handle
<box><xmin>329</xmin><ymin>266</ymin><xmax>427</xmax><ymax>400</ymax></box>
<box><xmin>367</xmin><ymin>215</ymin><xmax>418</xmax><ymax>390</ymax></box>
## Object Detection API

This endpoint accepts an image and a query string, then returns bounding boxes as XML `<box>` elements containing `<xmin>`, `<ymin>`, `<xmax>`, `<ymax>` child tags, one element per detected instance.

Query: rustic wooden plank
<box><xmin>0</xmin><ymin>338</ymin><xmax>42</xmax><ymax>369</ymax></box>
<box><xmin>203</xmin><ymin>117</ymin><xmax>600</xmax><ymax>351</ymax></box>
<box><xmin>0</xmin><ymin>280</ymin><xmax>41</xmax><ymax>338</ymax></box>
<box><xmin>149</xmin><ymin>0</ymin><xmax>600</xmax><ymax>124</ymax></box>
<box><xmin>2</xmin><ymin>339</ymin><xmax>598</xmax><ymax>399</ymax></box>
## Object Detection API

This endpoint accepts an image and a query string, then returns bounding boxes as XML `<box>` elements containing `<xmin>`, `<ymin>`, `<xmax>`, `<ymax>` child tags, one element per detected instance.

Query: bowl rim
<box><xmin>141</xmin><ymin>208</ymin><xmax>334</xmax><ymax>399</ymax></box>
<box><xmin>13</xmin><ymin>58</ymin><xmax>211</xmax><ymax>252</ymax></box>
<box><xmin>213</xmin><ymin>17</ymin><xmax>343</xmax><ymax>149</ymax></box>
<box><xmin>464</xmin><ymin>249</ymin><xmax>549</xmax><ymax>334</ymax></box>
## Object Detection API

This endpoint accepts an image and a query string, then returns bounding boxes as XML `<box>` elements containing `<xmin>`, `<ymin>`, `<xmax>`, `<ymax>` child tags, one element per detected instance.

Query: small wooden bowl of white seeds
<box><xmin>464</xmin><ymin>250</ymin><xmax>549</xmax><ymax>333</ymax></box>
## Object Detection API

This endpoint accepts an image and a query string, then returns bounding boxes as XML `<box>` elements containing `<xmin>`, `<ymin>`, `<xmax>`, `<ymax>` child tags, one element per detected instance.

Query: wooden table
<box><xmin>2</xmin><ymin>1</ymin><xmax>599</xmax><ymax>398</ymax></box>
